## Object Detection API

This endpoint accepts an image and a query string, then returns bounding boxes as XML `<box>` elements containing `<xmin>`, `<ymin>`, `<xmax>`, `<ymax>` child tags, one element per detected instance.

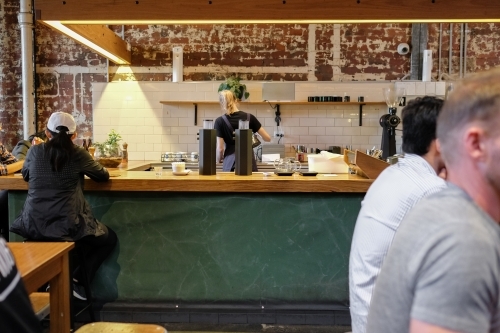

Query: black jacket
<box><xmin>10</xmin><ymin>143</ymin><xmax>109</xmax><ymax>241</ymax></box>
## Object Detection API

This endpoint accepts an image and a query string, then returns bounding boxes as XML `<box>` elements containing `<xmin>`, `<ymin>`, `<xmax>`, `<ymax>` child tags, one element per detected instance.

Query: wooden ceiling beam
<box><xmin>34</xmin><ymin>0</ymin><xmax>500</xmax><ymax>22</ymax></box>
<box><xmin>42</xmin><ymin>24</ymin><xmax>131</xmax><ymax>64</ymax></box>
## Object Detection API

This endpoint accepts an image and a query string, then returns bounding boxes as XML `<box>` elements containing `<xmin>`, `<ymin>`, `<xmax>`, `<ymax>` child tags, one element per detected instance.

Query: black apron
<box><xmin>221</xmin><ymin>114</ymin><xmax>258</xmax><ymax>172</ymax></box>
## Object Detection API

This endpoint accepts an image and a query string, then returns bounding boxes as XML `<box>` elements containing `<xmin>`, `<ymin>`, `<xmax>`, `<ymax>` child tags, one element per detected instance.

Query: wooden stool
<box><xmin>75</xmin><ymin>322</ymin><xmax>167</xmax><ymax>333</ymax></box>
<box><xmin>29</xmin><ymin>292</ymin><xmax>50</xmax><ymax>320</ymax></box>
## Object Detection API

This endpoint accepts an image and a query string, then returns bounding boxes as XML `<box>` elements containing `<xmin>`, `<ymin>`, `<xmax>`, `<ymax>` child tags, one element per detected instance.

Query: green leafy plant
<box><xmin>218</xmin><ymin>75</ymin><xmax>249</xmax><ymax>100</ymax></box>
<box><xmin>94</xmin><ymin>129</ymin><xmax>122</xmax><ymax>158</ymax></box>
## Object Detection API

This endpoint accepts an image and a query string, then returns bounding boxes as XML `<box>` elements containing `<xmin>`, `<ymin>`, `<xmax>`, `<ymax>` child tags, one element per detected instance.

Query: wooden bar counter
<box><xmin>0</xmin><ymin>161</ymin><xmax>373</xmax><ymax>193</ymax></box>
<box><xmin>3</xmin><ymin>161</ymin><xmax>372</xmax><ymax>324</ymax></box>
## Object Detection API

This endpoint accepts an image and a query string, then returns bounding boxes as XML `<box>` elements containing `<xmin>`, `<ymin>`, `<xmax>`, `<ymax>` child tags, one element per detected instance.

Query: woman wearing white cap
<box><xmin>10</xmin><ymin>112</ymin><xmax>117</xmax><ymax>301</ymax></box>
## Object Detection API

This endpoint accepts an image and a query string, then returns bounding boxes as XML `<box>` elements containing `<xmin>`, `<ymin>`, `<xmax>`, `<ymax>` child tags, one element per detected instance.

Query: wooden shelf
<box><xmin>160</xmin><ymin>100</ymin><xmax>386</xmax><ymax>126</ymax></box>
<box><xmin>160</xmin><ymin>101</ymin><xmax>385</xmax><ymax>105</ymax></box>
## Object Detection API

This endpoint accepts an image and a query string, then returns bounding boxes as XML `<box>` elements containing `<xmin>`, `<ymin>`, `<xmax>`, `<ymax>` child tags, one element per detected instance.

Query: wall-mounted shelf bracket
<box><xmin>194</xmin><ymin>103</ymin><xmax>198</xmax><ymax>126</ymax></box>
<box><xmin>275</xmin><ymin>104</ymin><xmax>281</xmax><ymax>126</ymax></box>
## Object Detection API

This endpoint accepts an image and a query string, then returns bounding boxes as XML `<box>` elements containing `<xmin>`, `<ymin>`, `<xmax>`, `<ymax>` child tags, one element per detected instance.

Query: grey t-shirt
<box><xmin>367</xmin><ymin>184</ymin><xmax>500</xmax><ymax>333</ymax></box>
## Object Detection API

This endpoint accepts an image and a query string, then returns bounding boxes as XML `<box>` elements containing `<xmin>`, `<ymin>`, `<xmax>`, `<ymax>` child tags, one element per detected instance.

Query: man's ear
<box><xmin>44</xmin><ymin>129</ymin><xmax>52</xmax><ymax>139</ymax></box>
<box><xmin>71</xmin><ymin>132</ymin><xmax>77</xmax><ymax>140</ymax></box>
<box><xmin>464</xmin><ymin>126</ymin><xmax>486</xmax><ymax>161</ymax></box>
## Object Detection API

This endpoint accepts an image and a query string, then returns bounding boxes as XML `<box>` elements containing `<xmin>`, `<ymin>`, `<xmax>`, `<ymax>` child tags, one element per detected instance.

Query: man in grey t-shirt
<box><xmin>367</xmin><ymin>69</ymin><xmax>500</xmax><ymax>333</ymax></box>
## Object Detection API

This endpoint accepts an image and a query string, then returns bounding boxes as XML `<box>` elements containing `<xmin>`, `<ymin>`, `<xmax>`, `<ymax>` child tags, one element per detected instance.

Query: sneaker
<box><xmin>73</xmin><ymin>283</ymin><xmax>87</xmax><ymax>301</ymax></box>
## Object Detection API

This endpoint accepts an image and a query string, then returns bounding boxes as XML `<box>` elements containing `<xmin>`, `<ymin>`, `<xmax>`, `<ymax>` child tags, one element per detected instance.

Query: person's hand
<box><xmin>31</xmin><ymin>137</ymin><xmax>44</xmax><ymax>146</ymax></box>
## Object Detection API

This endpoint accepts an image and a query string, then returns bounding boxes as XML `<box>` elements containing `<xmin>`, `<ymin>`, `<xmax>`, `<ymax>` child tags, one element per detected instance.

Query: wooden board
<box><xmin>34</xmin><ymin>0</ymin><xmax>500</xmax><ymax>23</ymax></box>
<box><xmin>354</xmin><ymin>150</ymin><xmax>390</xmax><ymax>179</ymax></box>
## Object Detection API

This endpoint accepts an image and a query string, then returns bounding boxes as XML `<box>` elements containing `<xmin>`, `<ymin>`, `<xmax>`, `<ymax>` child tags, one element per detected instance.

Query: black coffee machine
<box><xmin>380</xmin><ymin>87</ymin><xmax>405</xmax><ymax>160</ymax></box>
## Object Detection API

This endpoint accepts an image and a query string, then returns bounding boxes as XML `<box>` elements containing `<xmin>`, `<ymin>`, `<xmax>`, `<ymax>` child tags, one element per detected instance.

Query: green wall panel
<box><xmin>9</xmin><ymin>191</ymin><xmax>362</xmax><ymax>307</ymax></box>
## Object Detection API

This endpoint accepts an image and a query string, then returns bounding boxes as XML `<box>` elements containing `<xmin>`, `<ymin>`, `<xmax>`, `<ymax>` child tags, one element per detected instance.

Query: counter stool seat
<box><xmin>75</xmin><ymin>322</ymin><xmax>167</xmax><ymax>333</ymax></box>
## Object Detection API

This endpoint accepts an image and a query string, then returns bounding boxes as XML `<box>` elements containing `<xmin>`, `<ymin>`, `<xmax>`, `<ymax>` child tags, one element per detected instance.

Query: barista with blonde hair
<box><xmin>214</xmin><ymin>90</ymin><xmax>271</xmax><ymax>171</ymax></box>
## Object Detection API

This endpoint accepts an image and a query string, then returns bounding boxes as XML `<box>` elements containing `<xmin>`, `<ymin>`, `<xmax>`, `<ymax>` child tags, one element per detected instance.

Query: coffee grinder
<box><xmin>380</xmin><ymin>87</ymin><xmax>405</xmax><ymax>160</ymax></box>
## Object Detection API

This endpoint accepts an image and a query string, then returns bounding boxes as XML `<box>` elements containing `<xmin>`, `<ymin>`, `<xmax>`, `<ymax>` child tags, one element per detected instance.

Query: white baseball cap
<box><xmin>47</xmin><ymin>112</ymin><xmax>77</xmax><ymax>134</ymax></box>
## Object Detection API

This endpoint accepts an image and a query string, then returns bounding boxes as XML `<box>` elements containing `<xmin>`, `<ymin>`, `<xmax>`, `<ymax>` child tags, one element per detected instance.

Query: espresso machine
<box><xmin>380</xmin><ymin>87</ymin><xmax>405</xmax><ymax>160</ymax></box>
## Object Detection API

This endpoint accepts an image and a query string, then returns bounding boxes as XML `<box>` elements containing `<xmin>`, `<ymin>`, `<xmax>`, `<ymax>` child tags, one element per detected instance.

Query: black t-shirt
<box><xmin>214</xmin><ymin>111</ymin><xmax>262</xmax><ymax>147</ymax></box>
<box><xmin>0</xmin><ymin>237</ymin><xmax>42</xmax><ymax>333</ymax></box>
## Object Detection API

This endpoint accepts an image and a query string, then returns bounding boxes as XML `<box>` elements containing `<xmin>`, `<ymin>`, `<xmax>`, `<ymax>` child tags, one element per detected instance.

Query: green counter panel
<box><xmin>9</xmin><ymin>191</ymin><xmax>362</xmax><ymax>307</ymax></box>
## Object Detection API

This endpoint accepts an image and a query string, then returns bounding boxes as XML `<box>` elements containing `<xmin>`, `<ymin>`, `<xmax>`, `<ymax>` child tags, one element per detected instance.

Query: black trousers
<box><xmin>73</xmin><ymin>224</ymin><xmax>117</xmax><ymax>284</ymax></box>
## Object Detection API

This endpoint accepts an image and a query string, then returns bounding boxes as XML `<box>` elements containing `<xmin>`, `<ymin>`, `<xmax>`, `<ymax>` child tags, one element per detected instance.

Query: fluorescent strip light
<box><xmin>60</xmin><ymin>19</ymin><xmax>500</xmax><ymax>24</ymax></box>
<box><xmin>43</xmin><ymin>21</ymin><xmax>130</xmax><ymax>65</ymax></box>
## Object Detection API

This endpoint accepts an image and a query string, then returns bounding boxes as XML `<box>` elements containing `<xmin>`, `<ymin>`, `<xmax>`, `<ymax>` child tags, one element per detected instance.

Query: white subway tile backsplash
<box><xmin>309</xmin><ymin>127</ymin><xmax>326</xmax><ymax>136</ymax></box>
<box><xmin>93</xmin><ymin>81</ymin><xmax>431</xmax><ymax>160</ymax></box>
<box><xmin>360</xmin><ymin>127</ymin><xmax>379</xmax><ymax>135</ymax></box>
<box><xmin>325</xmin><ymin>127</ymin><xmax>343</xmax><ymax>135</ymax></box>
<box><xmin>335</xmin><ymin>118</ymin><xmax>352</xmax><ymax>127</ymax></box>
<box><xmin>171</xmin><ymin>127</ymin><xmax>188</xmax><ymax>135</ymax></box>
<box><xmin>300</xmin><ymin>118</ymin><xmax>317</xmax><ymax>126</ymax></box>
<box><xmin>298</xmin><ymin>136</ymin><xmax>317</xmax><ymax>144</ymax></box>
<box><xmin>343</xmin><ymin>127</ymin><xmax>361</xmax><ymax>136</ymax></box>
<box><xmin>289</xmin><ymin>127</ymin><xmax>309</xmax><ymax>135</ymax></box>
<box><xmin>308</xmin><ymin>110</ymin><xmax>327</xmax><ymax>118</ymax></box>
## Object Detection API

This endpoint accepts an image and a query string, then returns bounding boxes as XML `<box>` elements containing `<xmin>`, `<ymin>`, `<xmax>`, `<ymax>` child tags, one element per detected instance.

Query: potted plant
<box><xmin>93</xmin><ymin>129</ymin><xmax>123</xmax><ymax>168</ymax></box>
<box><xmin>218</xmin><ymin>75</ymin><xmax>249</xmax><ymax>101</ymax></box>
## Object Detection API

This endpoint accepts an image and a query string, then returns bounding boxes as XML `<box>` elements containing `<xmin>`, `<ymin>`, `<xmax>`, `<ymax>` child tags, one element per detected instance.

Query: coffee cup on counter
<box><xmin>172</xmin><ymin>162</ymin><xmax>186</xmax><ymax>173</ymax></box>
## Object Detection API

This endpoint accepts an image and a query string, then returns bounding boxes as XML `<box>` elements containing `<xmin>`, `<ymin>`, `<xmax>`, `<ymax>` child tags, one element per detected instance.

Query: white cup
<box><xmin>172</xmin><ymin>162</ymin><xmax>186</xmax><ymax>173</ymax></box>
<box><xmin>154</xmin><ymin>166</ymin><xmax>163</xmax><ymax>177</ymax></box>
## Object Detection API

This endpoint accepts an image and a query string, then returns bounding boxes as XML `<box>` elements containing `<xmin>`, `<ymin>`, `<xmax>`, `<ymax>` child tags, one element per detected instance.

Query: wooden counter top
<box><xmin>0</xmin><ymin>161</ymin><xmax>373</xmax><ymax>193</ymax></box>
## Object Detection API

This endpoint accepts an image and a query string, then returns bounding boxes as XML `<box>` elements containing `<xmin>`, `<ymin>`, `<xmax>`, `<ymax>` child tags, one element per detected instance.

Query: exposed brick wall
<box><xmin>428</xmin><ymin>23</ymin><xmax>500</xmax><ymax>80</ymax></box>
<box><xmin>0</xmin><ymin>0</ymin><xmax>23</xmax><ymax>148</ymax></box>
<box><xmin>341</xmin><ymin>24</ymin><xmax>412</xmax><ymax>81</ymax></box>
<box><xmin>1</xmin><ymin>0</ymin><xmax>499</xmax><ymax>150</ymax></box>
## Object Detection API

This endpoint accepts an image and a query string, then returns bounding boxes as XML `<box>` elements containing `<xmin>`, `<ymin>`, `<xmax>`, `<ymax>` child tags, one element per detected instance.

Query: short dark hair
<box><xmin>401</xmin><ymin>96</ymin><xmax>444</xmax><ymax>156</ymax></box>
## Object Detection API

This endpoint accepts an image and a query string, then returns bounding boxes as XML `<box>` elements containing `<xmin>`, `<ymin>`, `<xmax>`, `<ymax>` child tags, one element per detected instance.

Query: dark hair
<box><xmin>28</xmin><ymin>130</ymin><xmax>47</xmax><ymax>142</ymax></box>
<box><xmin>401</xmin><ymin>96</ymin><xmax>444</xmax><ymax>155</ymax></box>
<box><xmin>44</xmin><ymin>126</ymin><xmax>76</xmax><ymax>172</ymax></box>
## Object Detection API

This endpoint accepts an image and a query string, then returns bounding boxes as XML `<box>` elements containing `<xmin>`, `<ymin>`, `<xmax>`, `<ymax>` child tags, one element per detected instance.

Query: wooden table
<box><xmin>8</xmin><ymin>242</ymin><xmax>75</xmax><ymax>333</ymax></box>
